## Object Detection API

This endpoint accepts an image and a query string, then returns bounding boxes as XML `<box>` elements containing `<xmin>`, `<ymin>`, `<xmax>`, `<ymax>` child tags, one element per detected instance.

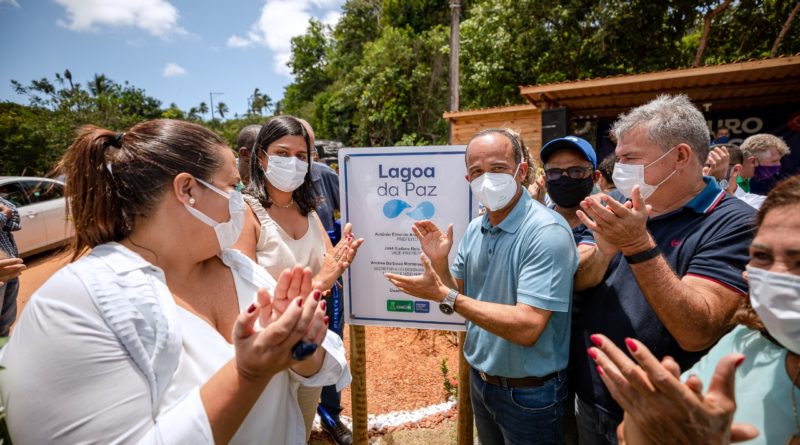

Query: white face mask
<box><xmin>265</xmin><ymin>155</ymin><xmax>308</xmax><ymax>192</ymax></box>
<box><xmin>184</xmin><ymin>177</ymin><xmax>245</xmax><ymax>252</ymax></box>
<box><xmin>470</xmin><ymin>164</ymin><xmax>520</xmax><ymax>211</ymax></box>
<box><xmin>747</xmin><ymin>266</ymin><xmax>800</xmax><ymax>354</ymax></box>
<box><xmin>612</xmin><ymin>146</ymin><xmax>678</xmax><ymax>199</ymax></box>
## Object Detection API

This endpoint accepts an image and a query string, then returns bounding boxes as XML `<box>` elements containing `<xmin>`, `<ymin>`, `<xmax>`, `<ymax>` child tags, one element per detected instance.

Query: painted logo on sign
<box><xmin>382</xmin><ymin>199</ymin><xmax>435</xmax><ymax>220</ymax></box>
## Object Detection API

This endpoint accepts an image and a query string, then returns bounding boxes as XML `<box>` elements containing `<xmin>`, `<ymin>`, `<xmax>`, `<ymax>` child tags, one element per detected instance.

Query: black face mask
<box><xmin>546</xmin><ymin>176</ymin><xmax>594</xmax><ymax>208</ymax></box>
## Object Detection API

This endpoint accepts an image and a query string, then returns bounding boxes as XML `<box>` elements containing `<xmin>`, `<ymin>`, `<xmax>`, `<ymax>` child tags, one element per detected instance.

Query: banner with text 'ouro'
<box><xmin>340</xmin><ymin>146</ymin><xmax>475</xmax><ymax>331</ymax></box>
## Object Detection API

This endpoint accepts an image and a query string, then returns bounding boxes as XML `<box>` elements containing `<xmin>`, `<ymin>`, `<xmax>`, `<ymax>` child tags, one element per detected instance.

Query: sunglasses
<box><xmin>544</xmin><ymin>167</ymin><xmax>592</xmax><ymax>181</ymax></box>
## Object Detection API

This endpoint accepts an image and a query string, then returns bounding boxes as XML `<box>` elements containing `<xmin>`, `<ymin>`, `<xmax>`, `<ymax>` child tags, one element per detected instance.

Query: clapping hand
<box><xmin>320</xmin><ymin>223</ymin><xmax>364</xmax><ymax>288</ymax></box>
<box><xmin>577</xmin><ymin>185</ymin><xmax>653</xmax><ymax>256</ymax></box>
<box><xmin>411</xmin><ymin>220</ymin><xmax>452</xmax><ymax>263</ymax></box>
<box><xmin>587</xmin><ymin>333</ymin><xmax>759</xmax><ymax>445</ymax></box>
<box><xmin>385</xmin><ymin>253</ymin><xmax>449</xmax><ymax>303</ymax></box>
<box><xmin>232</xmin><ymin>265</ymin><xmax>328</xmax><ymax>382</ymax></box>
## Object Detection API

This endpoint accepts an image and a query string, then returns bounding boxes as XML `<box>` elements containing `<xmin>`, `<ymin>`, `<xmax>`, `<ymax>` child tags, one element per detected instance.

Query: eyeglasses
<box><xmin>544</xmin><ymin>167</ymin><xmax>592</xmax><ymax>181</ymax></box>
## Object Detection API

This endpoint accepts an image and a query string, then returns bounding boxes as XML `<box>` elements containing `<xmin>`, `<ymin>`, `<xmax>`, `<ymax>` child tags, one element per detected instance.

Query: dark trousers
<box><xmin>574</xmin><ymin>394</ymin><xmax>619</xmax><ymax>445</ymax></box>
<box><xmin>319</xmin><ymin>285</ymin><xmax>346</xmax><ymax>420</ymax></box>
<box><xmin>0</xmin><ymin>278</ymin><xmax>19</xmax><ymax>337</ymax></box>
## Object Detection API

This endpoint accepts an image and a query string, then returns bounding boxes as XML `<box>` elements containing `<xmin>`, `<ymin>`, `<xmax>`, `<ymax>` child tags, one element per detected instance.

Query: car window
<box><xmin>0</xmin><ymin>182</ymin><xmax>29</xmax><ymax>207</ymax></box>
<box><xmin>22</xmin><ymin>181</ymin><xmax>64</xmax><ymax>204</ymax></box>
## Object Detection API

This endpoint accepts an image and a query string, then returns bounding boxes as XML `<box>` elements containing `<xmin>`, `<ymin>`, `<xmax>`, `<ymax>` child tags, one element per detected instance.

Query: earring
<box><xmin>188</xmin><ymin>197</ymin><xmax>196</xmax><ymax>206</ymax></box>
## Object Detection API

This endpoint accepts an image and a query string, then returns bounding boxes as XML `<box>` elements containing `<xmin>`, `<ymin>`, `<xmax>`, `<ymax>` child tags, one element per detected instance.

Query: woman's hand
<box><xmin>318</xmin><ymin>223</ymin><xmax>364</xmax><ymax>289</ymax></box>
<box><xmin>232</xmin><ymin>267</ymin><xmax>329</xmax><ymax>382</ymax></box>
<box><xmin>587</xmin><ymin>333</ymin><xmax>758</xmax><ymax>445</ymax></box>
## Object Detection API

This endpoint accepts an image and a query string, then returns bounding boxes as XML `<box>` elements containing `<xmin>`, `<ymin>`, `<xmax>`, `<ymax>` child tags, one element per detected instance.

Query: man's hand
<box><xmin>0</xmin><ymin>203</ymin><xmax>12</xmax><ymax>220</ymax></box>
<box><xmin>411</xmin><ymin>221</ymin><xmax>453</xmax><ymax>263</ymax></box>
<box><xmin>703</xmin><ymin>146</ymin><xmax>730</xmax><ymax>181</ymax></box>
<box><xmin>588</xmin><ymin>333</ymin><xmax>759</xmax><ymax>445</ymax></box>
<box><xmin>0</xmin><ymin>257</ymin><xmax>25</xmax><ymax>285</ymax></box>
<box><xmin>527</xmin><ymin>175</ymin><xmax>547</xmax><ymax>205</ymax></box>
<box><xmin>384</xmin><ymin>254</ymin><xmax>449</xmax><ymax>302</ymax></box>
<box><xmin>577</xmin><ymin>185</ymin><xmax>653</xmax><ymax>256</ymax></box>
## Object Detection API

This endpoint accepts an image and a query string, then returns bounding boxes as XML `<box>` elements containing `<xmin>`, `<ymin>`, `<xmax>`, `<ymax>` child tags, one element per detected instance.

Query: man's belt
<box><xmin>476</xmin><ymin>369</ymin><xmax>560</xmax><ymax>388</ymax></box>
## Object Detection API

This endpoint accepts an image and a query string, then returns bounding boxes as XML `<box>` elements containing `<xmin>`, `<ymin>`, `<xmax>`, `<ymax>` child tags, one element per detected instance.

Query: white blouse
<box><xmin>243</xmin><ymin>194</ymin><xmax>327</xmax><ymax>279</ymax></box>
<box><xmin>0</xmin><ymin>242</ymin><xmax>350</xmax><ymax>444</ymax></box>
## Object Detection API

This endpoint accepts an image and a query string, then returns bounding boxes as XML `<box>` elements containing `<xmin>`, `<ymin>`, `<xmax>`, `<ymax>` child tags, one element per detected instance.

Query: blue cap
<box><xmin>540</xmin><ymin>136</ymin><xmax>597</xmax><ymax>169</ymax></box>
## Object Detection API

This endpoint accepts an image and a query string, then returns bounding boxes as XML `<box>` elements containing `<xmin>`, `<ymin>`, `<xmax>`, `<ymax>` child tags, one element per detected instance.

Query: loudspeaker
<box><xmin>542</xmin><ymin>107</ymin><xmax>569</xmax><ymax>144</ymax></box>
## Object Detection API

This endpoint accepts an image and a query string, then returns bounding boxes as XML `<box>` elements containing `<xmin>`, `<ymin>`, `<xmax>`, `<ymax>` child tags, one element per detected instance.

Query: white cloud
<box><xmin>162</xmin><ymin>62</ymin><xmax>187</xmax><ymax>77</ymax></box>
<box><xmin>0</xmin><ymin>0</ymin><xmax>20</xmax><ymax>8</ymax></box>
<box><xmin>226</xmin><ymin>35</ymin><xmax>252</xmax><ymax>49</ymax></box>
<box><xmin>226</xmin><ymin>0</ymin><xmax>344</xmax><ymax>77</ymax></box>
<box><xmin>54</xmin><ymin>0</ymin><xmax>186</xmax><ymax>39</ymax></box>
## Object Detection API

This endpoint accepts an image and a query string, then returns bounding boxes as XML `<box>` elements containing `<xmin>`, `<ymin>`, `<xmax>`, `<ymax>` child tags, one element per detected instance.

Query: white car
<box><xmin>0</xmin><ymin>176</ymin><xmax>74</xmax><ymax>257</ymax></box>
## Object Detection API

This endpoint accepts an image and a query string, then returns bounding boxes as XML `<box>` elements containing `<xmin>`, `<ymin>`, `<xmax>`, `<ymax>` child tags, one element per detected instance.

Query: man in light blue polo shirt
<box><xmin>386</xmin><ymin>129</ymin><xmax>578</xmax><ymax>445</ymax></box>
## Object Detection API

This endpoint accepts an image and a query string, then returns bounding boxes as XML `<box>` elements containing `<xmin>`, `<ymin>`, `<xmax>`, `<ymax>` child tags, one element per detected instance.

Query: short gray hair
<box><xmin>611</xmin><ymin>95</ymin><xmax>710</xmax><ymax>163</ymax></box>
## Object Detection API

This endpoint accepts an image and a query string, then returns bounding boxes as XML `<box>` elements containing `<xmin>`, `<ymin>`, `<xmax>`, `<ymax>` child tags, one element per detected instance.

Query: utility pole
<box><xmin>209</xmin><ymin>92</ymin><xmax>223</xmax><ymax>121</ymax></box>
<box><xmin>449</xmin><ymin>0</ymin><xmax>461</xmax><ymax>146</ymax></box>
<box><xmin>448</xmin><ymin>2</ymin><xmax>472</xmax><ymax>445</ymax></box>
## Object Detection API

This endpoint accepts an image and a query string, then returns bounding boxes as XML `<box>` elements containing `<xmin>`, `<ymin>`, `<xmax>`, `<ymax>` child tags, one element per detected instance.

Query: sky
<box><xmin>0</xmin><ymin>0</ymin><xmax>344</xmax><ymax>118</ymax></box>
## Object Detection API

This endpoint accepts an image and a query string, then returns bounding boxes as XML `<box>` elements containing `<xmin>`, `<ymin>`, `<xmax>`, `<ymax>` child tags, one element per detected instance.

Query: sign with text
<box><xmin>340</xmin><ymin>146</ymin><xmax>475</xmax><ymax>331</ymax></box>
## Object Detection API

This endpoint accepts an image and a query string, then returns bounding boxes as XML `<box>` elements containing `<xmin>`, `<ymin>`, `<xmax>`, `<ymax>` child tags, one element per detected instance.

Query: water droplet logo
<box><xmin>383</xmin><ymin>199</ymin><xmax>412</xmax><ymax>218</ymax></box>
<box><xmin>405</xmin><ymin>201</ymin><xmax>435</xmax><ymax>220</ymax></box>
<box><xmin>382</xmin><ymin>199</ymin><xmax>436</xmax><ymax>220</ymax></box>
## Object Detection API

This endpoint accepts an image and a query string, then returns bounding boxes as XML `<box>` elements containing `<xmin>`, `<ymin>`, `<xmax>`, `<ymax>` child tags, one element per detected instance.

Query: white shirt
<box><xmin>732</xmin><ymin>184</ymin><xmax>766</xmax><ymax>209</ymax></box>
<box><xmin>0</xmin><ymin>242</ymin><xmax>349</xmax><ymax>444</ymax></box>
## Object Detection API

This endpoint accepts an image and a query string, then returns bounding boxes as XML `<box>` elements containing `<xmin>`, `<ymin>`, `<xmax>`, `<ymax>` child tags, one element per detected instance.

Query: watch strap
<box><xmin>624</xmin><ymin>245</ymin><xmax>661</xmax><ymax>265</ymax></box>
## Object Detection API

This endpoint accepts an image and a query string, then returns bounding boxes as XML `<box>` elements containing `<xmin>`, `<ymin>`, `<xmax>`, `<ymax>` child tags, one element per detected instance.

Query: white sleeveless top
<box><xmin>243</xmin><ymin>194</ymin><xmax>327</xmax><ymax>277</ymax></box>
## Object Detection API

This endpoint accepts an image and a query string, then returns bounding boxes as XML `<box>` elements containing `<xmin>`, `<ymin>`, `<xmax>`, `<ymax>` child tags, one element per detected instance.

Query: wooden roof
<box><xmin>519</xmin><ymin>56</ymin><xmax>800</xmax><ymax>117</ymax></box>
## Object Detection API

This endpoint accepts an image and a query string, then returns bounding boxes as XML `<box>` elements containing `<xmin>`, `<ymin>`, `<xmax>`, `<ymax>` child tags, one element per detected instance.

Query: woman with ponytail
<box><xmin>0</xmin><ymin>119</ymin><xmax>349</xmax><ymax>444</ymax></box>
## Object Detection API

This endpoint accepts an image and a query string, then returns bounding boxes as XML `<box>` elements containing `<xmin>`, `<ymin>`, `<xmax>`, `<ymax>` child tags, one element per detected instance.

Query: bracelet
<box><xmin>624</xmin><ymin>245</ymin><xmax>661</xmax><ymax>265</ymax></box>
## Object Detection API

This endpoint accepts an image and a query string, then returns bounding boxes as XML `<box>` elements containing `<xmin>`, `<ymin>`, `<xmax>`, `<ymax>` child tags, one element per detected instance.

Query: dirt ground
<box><xmin>15</xmin><ymin>249</ymin><xmax>465</xmax><ymax>443</ymax></box>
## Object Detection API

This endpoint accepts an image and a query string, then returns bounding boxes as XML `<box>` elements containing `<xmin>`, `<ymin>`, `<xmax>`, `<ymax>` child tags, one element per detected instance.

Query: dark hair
<box><xmin>247</xmin><ymin>115</ymin><xmax>319</xmax><ymax>215</ymax></box>
<box><xmin>736</xmin><ymin>175</ymin><xmax>800</xmax><ymax>337</ymax></box>
<box><xmin>59</xmin><ymin>119</ymin><xmax>226</xmax><ymax>260</ymax></box>
<box><xmin>237</xmin><ymin>124</ymin><xmax>261</xmax><ymax>150</ymax></box>
<box><xmin>467</xmin><ymin>128</ymin><xmax>524</xmax><ymax>165</ymax></box>
<box><xmin>465</xmin><ymin>128</ymin><xmax>534</xmax><ymax>185</ymax></box>
<box><xmin>598</xmin><ymin>153</ymin><xmax>616</xmax><ymax>186</ymax></box>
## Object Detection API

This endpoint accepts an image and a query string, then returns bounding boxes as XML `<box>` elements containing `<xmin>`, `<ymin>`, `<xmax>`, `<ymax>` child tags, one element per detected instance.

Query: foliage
<box><xmin>1</xmin><ymin>71</ymin><xmax>276</xmax><ymax>176</ymax></box>
<box><xmin>440</xmin><ymin>357</ymin><xmax>458</xmax><ymax>401</ymax></box>
<box><xmin>280</xmin><ymin>0</ymin><xmax>799</xmax><ymax>148</ymax></box>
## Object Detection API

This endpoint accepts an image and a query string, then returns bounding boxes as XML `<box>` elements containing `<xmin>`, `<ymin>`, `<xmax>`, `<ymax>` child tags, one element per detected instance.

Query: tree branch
<box><xmin>692</xmin><ymin>0</ymin><xmax>733</xmax><ymax>68</ymax></box>
<box><xmin>771</xmin><ymin>1</ymin><xmax>800</xmax><ymax>57</ymax></box>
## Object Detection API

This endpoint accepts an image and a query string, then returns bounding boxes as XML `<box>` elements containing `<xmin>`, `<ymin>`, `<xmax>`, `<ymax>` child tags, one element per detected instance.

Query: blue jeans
<box><xmin>470</xmin><ymin>368</ymin><xmax>567</xmax><ymax>445</ymax></box>
<box><xmin>574</xmin><ymin>394</ymin><xmax>619</xmax><ymax>445</ymax></box>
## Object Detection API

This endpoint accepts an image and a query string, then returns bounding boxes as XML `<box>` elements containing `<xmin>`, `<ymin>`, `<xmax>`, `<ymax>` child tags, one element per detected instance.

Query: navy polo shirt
<box><xmin>572</xmin><ymin>178</ymin><xmax>756</xmax><ymax>418</ymax></box>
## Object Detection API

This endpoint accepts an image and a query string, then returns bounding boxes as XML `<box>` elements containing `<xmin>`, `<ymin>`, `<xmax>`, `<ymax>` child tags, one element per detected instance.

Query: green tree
<box><xmin>5</xmin><ymin>71</ymin><xmax>162</xmax><ymax>176</ymax></box>
<box><xmin>216</xmin><ymin>101</ymin><xmax>229</xmax><ymax>119</ymax></box>
<box><xmin>198</xmin><ymin>102</ymin><xmax>209</xmax><ymax>120</ymax></box>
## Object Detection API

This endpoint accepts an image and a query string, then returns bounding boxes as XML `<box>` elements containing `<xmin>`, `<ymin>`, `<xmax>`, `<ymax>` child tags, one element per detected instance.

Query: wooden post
<box><xmin>457</xmin><ymin>331</ymin><xmax>473</xmax><ymax>445</ymax></box>
<box><xmin>350</xmin><ymin>325</ymin><xmax>369</xmax><ymax>445</ymax></box>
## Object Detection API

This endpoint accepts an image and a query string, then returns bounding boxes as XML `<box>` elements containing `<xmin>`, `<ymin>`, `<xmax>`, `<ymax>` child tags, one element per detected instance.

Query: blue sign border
<box><xmin>342</xmin><ymin>150</ymin><xmax>472</xmax><ymax>328</ymax></box>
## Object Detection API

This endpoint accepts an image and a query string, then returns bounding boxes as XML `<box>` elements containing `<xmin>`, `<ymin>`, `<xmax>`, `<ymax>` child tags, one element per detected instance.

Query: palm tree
<box><xmin>198</xmin><ymin>102</ymin><xmax>209</xmax><ymax>120</ymax></box>
<box><xmin>216</xmin><ymin>101</ymin><xmax>229</xmax><ymax>119</ymax></box>
<box><xmin>188</xmin><ymin>107</ymin><xmax>200</xmax><ymax>120</ymax></box>
<box><xmin>89</xmin><ymin>74</ymin><xmax>110</xmax><ymax>96</ymax></box>
<box><xmin>250</xmin><ymin>88</ymin><xmax>264</xmax><ymax>115</ymax></box>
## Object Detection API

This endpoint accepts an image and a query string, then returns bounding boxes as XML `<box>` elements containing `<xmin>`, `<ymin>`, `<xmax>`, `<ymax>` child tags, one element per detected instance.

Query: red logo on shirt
<box><xmin>671</xmin><ymin>239</ymin><xmax>682</xmax><ymax>247</ymax></box>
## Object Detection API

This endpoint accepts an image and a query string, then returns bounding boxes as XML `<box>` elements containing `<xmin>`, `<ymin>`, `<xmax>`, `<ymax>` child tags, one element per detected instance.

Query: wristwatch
<box><xmin>439</xmin><ymin>289</ymin><xmax>458</xmax><ymax>315</ymax></box>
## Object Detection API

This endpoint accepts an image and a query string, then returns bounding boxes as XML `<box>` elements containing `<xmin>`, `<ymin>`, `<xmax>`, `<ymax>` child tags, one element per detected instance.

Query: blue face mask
<box><xmin>184</xmin><ymin>177</ymin><xmax>245</xmax><ymax>251</ymax></box>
